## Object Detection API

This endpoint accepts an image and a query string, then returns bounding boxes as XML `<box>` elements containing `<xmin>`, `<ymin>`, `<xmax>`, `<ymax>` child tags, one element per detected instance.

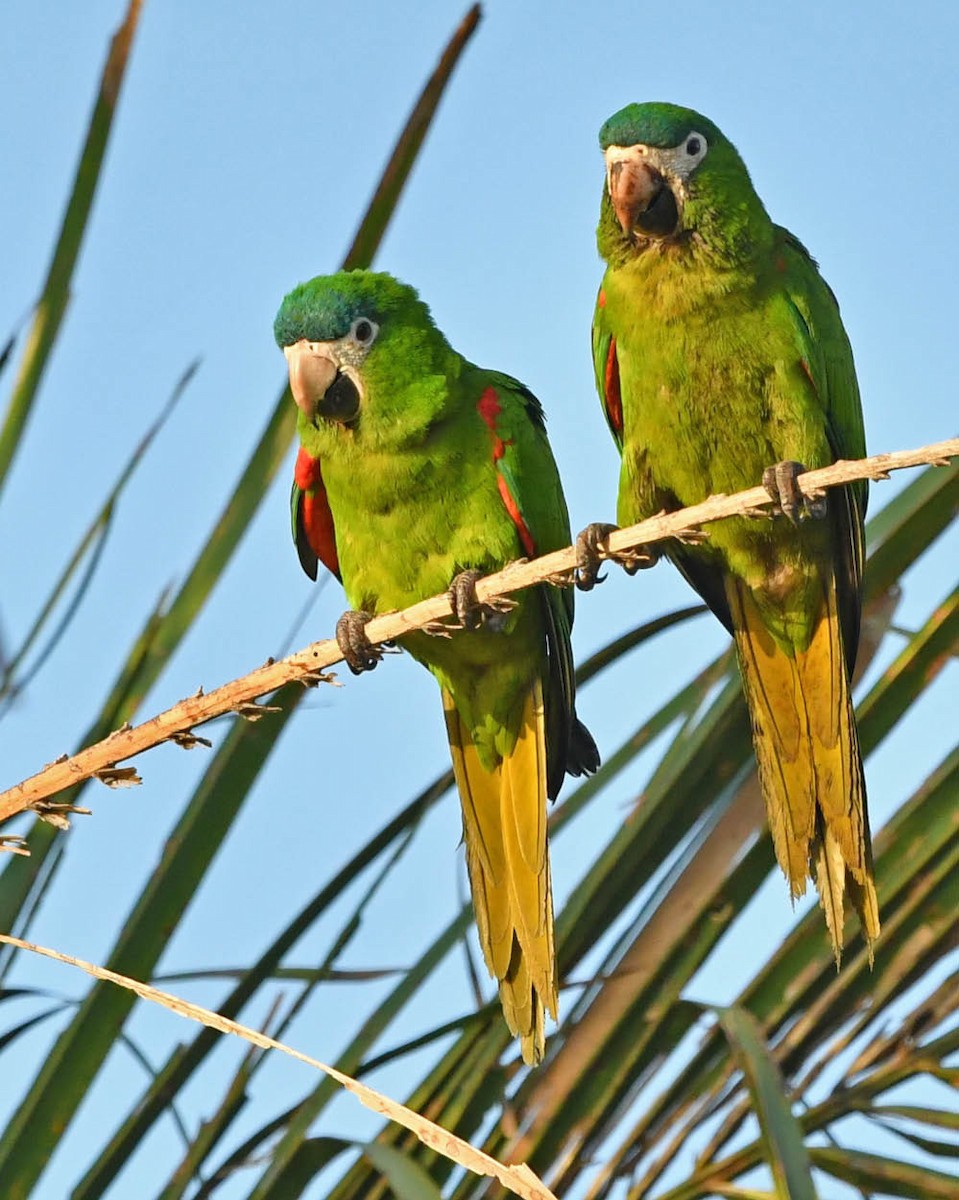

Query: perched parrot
<box><xmin>274</xmin><ymin>270</ymin><xmax>599</xmax><ymax>1062</ymax></box>
<box><xmin>587</xmin><ymin>101</ymin><xmax>878</xmax><ymax>958</ymax></box>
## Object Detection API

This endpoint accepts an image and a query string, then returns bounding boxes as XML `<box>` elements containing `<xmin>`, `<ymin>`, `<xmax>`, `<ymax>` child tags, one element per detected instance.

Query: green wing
<box><xmin>778</xmin><ymin>227</ymin><xmax>867</xmax><ymax>670</ymax></box>
<box><xmin>778</xmin><ymin>230</ymin><xmax>866</xmax><ymax>463</ymax></box>
<box><xmin>482</xmin><ymin>372</ymin><xmax>598</xmax><ymax>794</ymax></box>
<box><xmin>591</xmin><ymin>284</ymin><xmax>625</xmax><ymax>449</ymax></box>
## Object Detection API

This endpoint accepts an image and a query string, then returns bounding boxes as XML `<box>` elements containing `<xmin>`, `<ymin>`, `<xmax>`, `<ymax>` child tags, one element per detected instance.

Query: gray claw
<box><xmin>762</xmin><ymin>460</ymin><xmax>827</xmax><ymax>524</ymax></box>
<box><xmin>335</xmin><ymin>610</ymin><xmax>382</xmax><ymax>674</ymax></box>
<box><xmin>575</xmin><ymin>522</ymin><xmax>659</xmax><ymax>587</ymax></box>
<box><xmin>619</xmin><ymin>542</ymin><xmax>661</xmax><ymax>574</ymax></box>
<box><xmin>448</xmin><ymin>569</ymin><xmax>486</xmax><ymax>630</ymax></box>
<box><xmin>575</xmin><ymin>522</ymin><xmax>618</xmax><ymax>591</ymax></box>
<box><xmin>448</xmin><ymin>569</ymin><xmax>515</xmax><ymax>631</ymax></box>
<box><xmin>621</xmin><ymin>547</ymin><xmax>660</xmax><ymax>574</ymax></box>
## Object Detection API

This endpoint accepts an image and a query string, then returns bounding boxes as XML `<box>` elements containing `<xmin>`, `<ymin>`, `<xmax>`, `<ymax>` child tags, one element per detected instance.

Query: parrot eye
<box><xmin>350</xmin><ymin>318</ymin><xmax>378</xmax><ymax>347</ymax></box>
<box><xmin>683</xmin><ymin>133</ymin><xmax>707</xmax><ymax>161</ymax></box>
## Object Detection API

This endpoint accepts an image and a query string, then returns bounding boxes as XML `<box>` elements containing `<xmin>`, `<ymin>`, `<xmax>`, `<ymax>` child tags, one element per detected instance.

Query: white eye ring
<box><xmin>350</xmin><ymin>317</ymin><xmax>378</xmax><ymax>347</ymax></box>
<box><xmin>682</xmin><ymin>132</ymin><xmax>707</xmax><ymax>161</ymax></box>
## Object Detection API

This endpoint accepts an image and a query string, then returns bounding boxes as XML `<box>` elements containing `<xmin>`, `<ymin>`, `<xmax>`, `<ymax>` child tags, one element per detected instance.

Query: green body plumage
<box><xmin>275</xmin><ymin>271</ymin><xmax>597</xmax><ymax>1061</ymax></box>
<box><xmin>593</xmin><ymin>103</ymin><xmax>878</xmax><ymax>955</ymax></box>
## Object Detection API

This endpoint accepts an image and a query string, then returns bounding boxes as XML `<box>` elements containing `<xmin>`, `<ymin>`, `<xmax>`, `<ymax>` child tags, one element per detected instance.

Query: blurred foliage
<box><xmin>0</xmin><ymin>5</ymin><xmax>955</xmax><ymax>1199</ymax></box>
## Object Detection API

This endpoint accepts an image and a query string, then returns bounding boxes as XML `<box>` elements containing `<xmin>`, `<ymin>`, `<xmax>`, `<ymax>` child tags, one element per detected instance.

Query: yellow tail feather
<box><xmin>442</xmin><ymin>681</ymin><xmax>557</xmax><ymax>1064</ymax></box>
<box><xmin>726</xmin><ymin>575</ymin><xmax>880</xmax><ymax>960</ymax></box>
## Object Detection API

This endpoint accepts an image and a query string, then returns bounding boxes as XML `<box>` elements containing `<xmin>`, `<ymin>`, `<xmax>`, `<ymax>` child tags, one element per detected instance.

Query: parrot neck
<box><xmin>603</xmin><ymin>242</ymin><xmax>754</xmax><ymax>319</ymax></box>
<box><xmin>689</xmin><ymin>198</ymin><xmax>775</xmax><ymax>270</ymax></box>
<box><xmin>599</xmin><ymin>184</ymin><xmax>775</xmax><ymax>278</ymax></box>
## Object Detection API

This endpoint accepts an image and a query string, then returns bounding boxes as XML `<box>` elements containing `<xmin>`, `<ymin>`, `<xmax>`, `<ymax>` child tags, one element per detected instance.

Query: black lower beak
<box><xmin>317</xmin><ymin>372</ymin><xmax>361</xmax><ymax>425</ymax></box>
<box><xmin>634</xmin><ymin>178</ymin><xmax>679</xmax><ymax>237</ymax></box>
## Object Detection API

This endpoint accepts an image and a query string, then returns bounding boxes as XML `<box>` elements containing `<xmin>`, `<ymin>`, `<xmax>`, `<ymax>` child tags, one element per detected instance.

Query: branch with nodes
<box><xmin>0</xmin><ymin>437</ymin><xmax>955</xmax><ymax>832</ymax></box>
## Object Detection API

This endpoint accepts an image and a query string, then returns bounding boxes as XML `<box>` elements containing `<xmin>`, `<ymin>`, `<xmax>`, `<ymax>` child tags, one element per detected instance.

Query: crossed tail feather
<box><xmin>442</xmin><ymin>681</ymin><xmax>558</xmax><ymax>1064</ymax></box>
<box><xmin>726</xmin><ymin>575</ymin><xmax>880</xmax><ymax>960</ymax></box>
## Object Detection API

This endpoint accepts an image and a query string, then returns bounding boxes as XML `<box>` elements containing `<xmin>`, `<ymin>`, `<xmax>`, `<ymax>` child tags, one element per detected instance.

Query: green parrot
<box><xmin>274</xmin><ymin>270</ymin><xmax>598</xmax><ymax>1063</ymax></box>
<box><xmin>587</xmin><ymin>101</ymin><xmax>878</xmax><ymax>959</ymax></box>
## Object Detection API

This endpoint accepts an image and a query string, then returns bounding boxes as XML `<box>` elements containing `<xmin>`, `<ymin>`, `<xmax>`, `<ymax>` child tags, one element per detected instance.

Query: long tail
<box><xmin>726</xmin><ymin>574</ymin><xmax>880</xmax><ymax>961</ymax></box>
<box><xmin>442</xmin><ymin>679</ymin><xmax>557</xmax><ymax>1064</ymax></box>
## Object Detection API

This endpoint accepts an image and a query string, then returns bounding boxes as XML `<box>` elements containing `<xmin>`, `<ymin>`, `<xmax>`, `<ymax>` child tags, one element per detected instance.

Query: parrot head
<box><xmin>597</xmin><ymin>102</ymin><xmax>770</xmax><ymax>265</ymax></box>
<box><xmin>274</xmin><ymin>271</ymin><xmax>452</xmax><ymax>444</ymax></box>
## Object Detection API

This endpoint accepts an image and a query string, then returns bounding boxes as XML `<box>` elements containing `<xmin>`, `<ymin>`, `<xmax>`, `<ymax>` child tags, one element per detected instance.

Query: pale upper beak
<box><xmin>284</xmin><ymin>340</ymin><xmax>337</xmax><ymax>420</ymax></box>
<box><xmin>604</xmin><ymin>144</ymin><xmax>664</xmax><ymax>235</ymax></box>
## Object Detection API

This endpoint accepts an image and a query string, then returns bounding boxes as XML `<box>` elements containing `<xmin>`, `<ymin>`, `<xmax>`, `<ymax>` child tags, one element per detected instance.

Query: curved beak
<box><xmin>284</xmin><ymin>340</ymin><xmax>337</xmax><ymax>421</ymax></box>
<box><xmin>605</xmin><ymin>145</ymin><xmax>666</xmax><ymax>234</ymax></box>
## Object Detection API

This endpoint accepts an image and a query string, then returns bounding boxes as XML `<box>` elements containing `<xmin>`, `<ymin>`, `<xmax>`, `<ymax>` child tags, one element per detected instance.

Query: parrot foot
<box><xmin>421</xmin><ymin>620</ymin><xmax>455</xmax><ymax>639</ymax></box>
<box><xmin>335</xmin><ymin>610</ymin><xmax>382</xmax><ymax>674</ymax></box>
<box><xmin>762</xmin><ymin>460</ymin><xmax>827</xmax><ymax>523</ymax></box>
<box><xmin>575</xmin><ymin>522</ymin><xmax>659</xmax><ymax>589</ymax></box>
<box><xmin>619</xmin><ymin>544</ymin><xmax>661</xmax><ymax>575</ymax></box>
<box><xmin>574</xmin><ymin>522</ymin><xmax>617</xmax><ymax>590</ymax></box>
<box><xmin>674</xmin><ymin>525</ymin><xmax>708</xmax><ymax>544</ymax></box>
<box><xmin>448</xmin><ymin>569</ymin><xmax>516</xmax><ymax>632</ymax></box>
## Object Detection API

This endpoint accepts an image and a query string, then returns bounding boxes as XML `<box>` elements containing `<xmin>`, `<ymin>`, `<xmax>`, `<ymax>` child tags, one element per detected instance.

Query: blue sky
<box><xmin>1</xmin><ymin>2</ymin><xmax>956</xmax><ymax>1196</ymax></box>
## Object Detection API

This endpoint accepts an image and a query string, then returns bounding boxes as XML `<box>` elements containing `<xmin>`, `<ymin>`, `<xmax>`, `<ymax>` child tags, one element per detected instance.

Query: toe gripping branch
<box><xmin>574</xmin><ymin>522</ymin><xmax>660</xmax><ymax>592</ymax></box>
<box><xmin>447</xmin><ymin>569</ymin><xmax>516</xmax><ymax>632</ymax></box>
<box><xmin>762</xmin><ymin>460</ymin><xmax>828</xmax><ymax>524</ymax></box>
<box><xmin>335</xmin><ymin>610</ymin><xmax>383</xmax><ymax>675</ymax></box>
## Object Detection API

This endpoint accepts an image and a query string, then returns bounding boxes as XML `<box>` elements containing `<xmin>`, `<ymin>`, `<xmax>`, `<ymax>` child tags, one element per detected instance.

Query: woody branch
<box><xmin>0</xmin><ymin>437</ymin><xmax>955</xmax><ymax>829</ymax></box>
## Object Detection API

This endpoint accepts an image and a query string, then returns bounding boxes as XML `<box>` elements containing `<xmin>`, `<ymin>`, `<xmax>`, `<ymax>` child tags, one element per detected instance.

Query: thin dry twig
<box><xmin>0</xmin><ymin>438</ymin><xmax>955</xmax><ymax>827</ymax></box>
<box><xmin>0</xmin><ymin>933</ymin><xmax>558</xmax><ymax>1200</ymax></box>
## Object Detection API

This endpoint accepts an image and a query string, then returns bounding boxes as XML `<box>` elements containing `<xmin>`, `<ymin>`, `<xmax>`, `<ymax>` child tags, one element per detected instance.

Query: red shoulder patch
<box><xmin>476</xmin><ymin>386</ymin><xmax>501</xmax><ymax>430</ymax></box>
<box><xmin>604</xmin><ymin>337</ymin><xmax>623</xmax><ymax>435</ymax></box>
<box><xmin>295</xmin><ymin>446</ymin><xmax>322</xmax><ymax>490</ymax></box>
<box><xmin>597</xmin><ymin>288</ymin><xmax>606</xmax><ymax>308</ymax></box>
<box><xmin>478</xmin><ymin>384</ymin><xmax>514</xmax><ymax>461</ymax></box>
<box><xmin>477</xmin><ymin>386</ymin><xmax>509</xmax><ymax>460</ymax></box>
<box><xmin>477</xmin><ymin>386</ymin><xmax>536</xmax><ymax>556</ymax></box>
<box><xmin>496</xmin><ymin>475</ymin><xmax>536</xmax><ymax>557</ymax></box>
<box><xmin>295</xmin><ymin>447</ymin><xmax>340</xmax><ymax>578</ymax></box>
